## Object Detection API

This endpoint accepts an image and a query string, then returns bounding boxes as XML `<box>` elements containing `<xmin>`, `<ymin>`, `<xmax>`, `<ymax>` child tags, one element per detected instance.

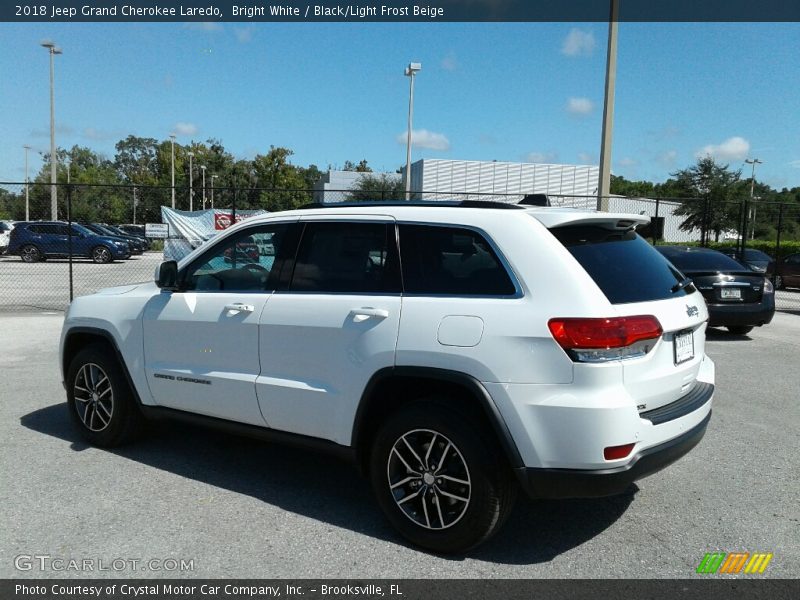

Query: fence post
<box><xmin>653</xmin><ymin>197</ymin><xmax>660</xmax><ymax>245</ymax></box>
<box><xmin>701</xmin><ymin>196</ymin><xmax>709</xmax><ymax>246</ymax></box>
<box><xmin>67</xmin><ymin>184</ymin><xmax>74</xmax><ymax>303</ymax></box>
<box><xmin>775</xmin><ymin>202</ymin><xmax>784</xmax><ymax>268</ymax></box>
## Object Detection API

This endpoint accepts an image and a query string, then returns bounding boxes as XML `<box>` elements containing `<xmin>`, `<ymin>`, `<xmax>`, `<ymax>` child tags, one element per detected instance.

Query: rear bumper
<box><xmin>707</xmin><ymin>296</ymin><xmax>775</xmax><ymax>327</ymax></box>
<box><xmin>516</xmin><ymin>411</ymin><xmax>711</xmax><ymax>499</ymax></box>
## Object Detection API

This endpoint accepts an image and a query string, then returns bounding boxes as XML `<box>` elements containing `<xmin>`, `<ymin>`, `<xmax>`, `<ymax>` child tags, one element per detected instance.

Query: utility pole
<box><xmin>169</xmin><ymin>134</ymin><xmax>176</xmax><ymax>209</ymax></box>
<box><xmin>187</xmin><ymin>151</ymin><xmax>194</xmax><ymax>211</ymax></box>
<box><xmin>133</xmin><ymin>186</ymin><xmax>137</xmax><ymax>224</ymax></box>
<box><xmin>41</xmin><ymin>41</ymin><xmax>62</xmax><ymax>220</ymax></box>
<box><xmin>404</xmin><ymin>62</ymin><xmax>421</xmax><ymax>201</ymax></box>
<box><xmin>745</xmin><ymin>158</ymin><xmax>762</xmax><ymax>241</ymax></box>
<box><xmin>23</xmin><ymin>145</ymin><xmax>31</xmax><ymax>221</ymax></box>
<box><xmin>597</xmin><ymin>0</ymin><xmax>619</xmax><ymax>211</ymax></box>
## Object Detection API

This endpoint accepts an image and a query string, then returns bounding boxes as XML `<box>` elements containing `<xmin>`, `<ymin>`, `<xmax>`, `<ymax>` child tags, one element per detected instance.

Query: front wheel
<box><xmin>20</xmin><ymin>244</ymin><xmax>41</xmax><ymax>263</ymax></box>
<box><xmin>370</xmin><ymin>402</ymin><xmax>517</xmax><ymax>553</ymax></box>
<box><xmin>727</xmin><ymin>325</ymin><xmax>754</xmax><ymax>335</ymax></box>
<box><xmin>92</xmin><ymin>245</ymin><xmax>113</xmax><ymax>264</ymax></box>
<box><xmin>66</xmin><ymin>344</ymin><xmax>144</xmax><ymax>447</ymax></box>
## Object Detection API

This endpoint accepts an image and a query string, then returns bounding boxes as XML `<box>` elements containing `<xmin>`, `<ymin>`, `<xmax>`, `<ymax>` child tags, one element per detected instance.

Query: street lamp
<box><xmin>169</xmin><ymin>134</ymin><xmax>176</xmax><ymax>209</ymax></box>
<box><xmin>201</xmin><ymin>165</ymin><xmax>207</xmax><ymax>209</ymax></box>
<box><xmin>211</xmin><ymin>174</ymin><xmax>218</xmax><ymax>209</ymax></box>
<box><xmin>41</xmin><ymin>41</ymin><xmax>62</xmax><ymax>220</ymax></box>
<box><xmin>187</xmin><ymin>151</ymin><xmax>194</xmax><ymax>211</ymax></box>
<box><xmin>745</xmin><ymin>158</ymin><xmax>763</xmax><ymax>241</ymax></box>
<box><xmin>404</xmin><ymin>61</ymin><xmax>421</xmax><ymax>201</ymax></box>
<box><xmin>23</xmin><ymin>145</ymin><xmax>31</xmax><ymax>221</ymax></box>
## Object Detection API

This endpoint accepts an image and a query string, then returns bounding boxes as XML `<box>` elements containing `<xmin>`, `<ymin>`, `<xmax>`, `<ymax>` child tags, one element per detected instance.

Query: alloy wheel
<box><xmin>93</xmin><ymin>246</ymin><xmax>111</xmax><ymax>263</ymax></box>
<box><xmin>387</xmin><ymin>429</ymin><xmax>471</xmax><ymax>530</ymax></box>
<box><xmin>73</xmin><ymin>363</ymin><xmax>114</xmax><ymax>432</ymax></box>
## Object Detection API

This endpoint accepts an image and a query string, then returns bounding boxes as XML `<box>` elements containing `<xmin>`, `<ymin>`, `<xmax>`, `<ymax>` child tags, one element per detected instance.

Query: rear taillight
<box><xmin>548</xmin><ymin>315</ymin><xmax>663</xmax><ymax>363</ymax></box>
<box><xmin>604</xmin><ymin>443</ymin><xmax>636</xmax><ymax>461</ymax></box>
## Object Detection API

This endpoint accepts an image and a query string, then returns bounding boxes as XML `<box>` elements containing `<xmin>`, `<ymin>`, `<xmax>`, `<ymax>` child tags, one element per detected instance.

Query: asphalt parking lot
<box><xmin>1</xmin><ymin>312</ymin><xmax>798</xmax><ymax>578</ymax></box>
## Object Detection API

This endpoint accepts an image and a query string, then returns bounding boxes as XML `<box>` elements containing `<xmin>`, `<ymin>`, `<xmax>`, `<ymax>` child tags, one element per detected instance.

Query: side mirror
<box><xmin>156</xmin><ymin>260</ymin><xmax>179</xmax><ymax>290</ymax></box>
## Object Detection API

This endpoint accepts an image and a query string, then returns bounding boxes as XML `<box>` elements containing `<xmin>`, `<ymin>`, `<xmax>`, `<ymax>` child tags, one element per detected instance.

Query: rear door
<box><xmin>256</xmin><ymin>217</ymin><xmax>401</xmax><ymax>444</ymax></box>
<box><xmin>550</xmin><ymin>224</ymin><xmax>708</xmax><ymax>413</ymax></box>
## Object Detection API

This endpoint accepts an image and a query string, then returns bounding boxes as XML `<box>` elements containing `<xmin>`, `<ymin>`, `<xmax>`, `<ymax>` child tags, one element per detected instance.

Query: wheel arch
<box><xmin>62</xmin><ymin>327</ymin><xmax>143</xmax><ymax>407</ymax></box>
<box><xmin>351</xmin><ymin>367</ymin><xmax>524</xmax><ymax>473</ymax></box>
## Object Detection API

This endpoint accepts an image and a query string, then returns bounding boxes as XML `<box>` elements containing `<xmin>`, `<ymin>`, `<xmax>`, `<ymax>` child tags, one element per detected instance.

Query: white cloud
<box><xmin>396</xmin><ymin>129</ymin><xmax>450</xmax><ymax>151</ymax></box>
<box><xmin>578</xmin><ymin>152</ymin><xmax>596</xmax><ymax>164</ymax></box>
<box><xmin>82</xmin><ymin>127</ymin><xmax>120</xmax><ymax>141</ymax></box>
<box><xmin>562</xmin><ymin>28</ymin><xmax>596</xmax><ymax>57</ymax></box>
<box><xmin>566</xmin><ymin>97</ymin><xmax>594</xmax><ymax>116</ymax></box>
<box><xmin>618</xmin><ymin>157</ymin><xmax>638</xmax><ymax>167</ymax></box>
<box><xmin>441</xmin><ymin>52</ymin><xmax>457</xmax><ymax>71</ymax></box>
<box><xmin>788</xmin><ymin>159</ymin><xmax>800</xmax><ymax>169</ymax></box>
<box><xmin>174</xmin><ymin>122</ymin><xmax>198</xmax><ymax>136</ymax></box>
<box><xmin>526</xmin><ymin>152</ymin><xmax>558</xmax><ymax>163</ymax></box>
<box><xmin>184</xmin><ymin>22</ymin><xmax>223</xmax><ymax>32</ymax></box>
<box><xmin>657</xmin><ymin>150</ymin><xmax>678</xmax><ymax>167</ymax></box>
<box><xmin>235</xmin><ymin>26</ymin><xmax>255</xmax><ymax>43</ymax></box>
<box><xmin>696</xmin><ymin>136</ymin><xmax>750</xmax><ymax>161</ymax></box>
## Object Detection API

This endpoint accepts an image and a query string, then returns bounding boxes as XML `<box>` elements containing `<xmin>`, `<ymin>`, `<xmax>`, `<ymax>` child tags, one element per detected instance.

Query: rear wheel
<box><xmin>66</xmin><ymin>344</ymin><xmax>145</xmax><ymax>447</ymax></box>
<box><xmin>727</xmin><ymin>325</ymin><xmax>754</xmax><ymax>335</ymax></box>
<box><xmin>91</xmin><ymin>245</ymin><xmax>113</xmax><ymax>264</ymax></box>
<box><xmin>20</xmin><ymin>244</ymin><xmax>41</xmax><ymax>263</ymax></box>
<box><xmin>370</xmin><ymin>401</ymin><xmax>517</xmax><ymax>553</ymax></box>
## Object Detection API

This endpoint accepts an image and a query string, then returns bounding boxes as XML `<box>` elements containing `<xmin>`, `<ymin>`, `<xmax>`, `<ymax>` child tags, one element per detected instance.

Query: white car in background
<box><xmin>59</xmin><ymin>201</ymin><xmax>715</xmax><ymax>553</ymax></box>
<box><xmin>0</xmin><ymin>221</ymin><xmax>15</xmax><ymax>254</ymax></box>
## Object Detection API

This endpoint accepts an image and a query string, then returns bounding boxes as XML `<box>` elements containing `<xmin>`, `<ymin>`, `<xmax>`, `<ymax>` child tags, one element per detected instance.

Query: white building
<box><xmin>313</xmin><ymin>170</ymin><xmax>401</xmax><ymax>203</ymax></box>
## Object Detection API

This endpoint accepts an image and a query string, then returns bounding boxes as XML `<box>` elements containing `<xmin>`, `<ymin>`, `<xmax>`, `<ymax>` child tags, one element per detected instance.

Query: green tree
<box><xmin>343</xmin><ymin>159</ymin><xmax>372</xmax><ymax>173</ymax></box>
<box><xmin>670</xmin><ymin>157</ymin><xmax>745</xmax><ymax>243</ymax></box>
<box><xmin>347</xmin><ymin>173</ymin><xmax>404</xmax><ymax>202</ymax></box>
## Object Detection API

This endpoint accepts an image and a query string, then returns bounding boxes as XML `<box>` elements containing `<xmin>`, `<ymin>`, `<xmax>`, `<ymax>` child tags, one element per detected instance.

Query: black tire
<box><xmin>91</xmin><ymin>245</ymin><xmax>113</xmax><ymax>264</ymax></box>
<box><xmin>66</xmin><ymin>344</ymin><xmax>145</xmax><ymax>447</ymax></box>
<box><xmin>727</xmin><ymin>325</ymin><xmax>754</xmax><ymax>335</ymax></box>
<box><xmin>370</xmin><ymin>401</ymin><xmax>517</xmax><ymax>554</ymax></box>
<box><xmin>20</xmin><ymin>244</ymin><xmax>41</xmax><ymax>263</ymax></box>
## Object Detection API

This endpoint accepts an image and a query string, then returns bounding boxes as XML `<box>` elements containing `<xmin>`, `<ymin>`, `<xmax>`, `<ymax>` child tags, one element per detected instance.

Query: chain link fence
<box><xmin>1</xmin><ymin>182</ymin><xmax>798</xmax><ymax>311</ymax></box>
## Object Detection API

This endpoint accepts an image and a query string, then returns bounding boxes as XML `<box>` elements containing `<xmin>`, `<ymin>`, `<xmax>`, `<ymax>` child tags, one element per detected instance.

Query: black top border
<box><xmin>4</xmin><ymin>0</ymin><xmax>800</xmax><ymax>23</ymax></box>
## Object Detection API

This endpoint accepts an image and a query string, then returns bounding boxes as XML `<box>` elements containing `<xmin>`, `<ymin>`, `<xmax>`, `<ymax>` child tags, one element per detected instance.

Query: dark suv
<box><xmin>8</xmin><ymin>221</ymin><xmax>131</xmax><ymax>263</ymax></box>
<box><xmin>80</xmin><ymin>223</ymin><xmax>143</xmax><ymax>255</ymax></box>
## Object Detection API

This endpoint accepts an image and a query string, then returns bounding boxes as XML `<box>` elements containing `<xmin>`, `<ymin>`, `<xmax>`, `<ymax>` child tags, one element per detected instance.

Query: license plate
<box><xmin>721</xmin><ymin>287</ymin><xmax>742</xmax><ymax>299</ymax></box>
<box><xmin>674</xmin><ymin>330</ymin><xmax>694</xmax><ymax>365</ymax></box>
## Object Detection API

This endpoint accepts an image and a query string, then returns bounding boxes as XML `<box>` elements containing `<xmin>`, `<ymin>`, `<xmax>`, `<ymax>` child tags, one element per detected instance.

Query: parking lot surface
<box><xmin>1</xmin><ymin>313</ymin><xmax>798</xmax><ymax>578</ymax></box>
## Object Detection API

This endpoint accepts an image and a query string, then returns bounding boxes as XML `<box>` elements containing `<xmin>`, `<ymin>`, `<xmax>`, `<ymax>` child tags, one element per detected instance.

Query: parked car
<box><xmin>103</xmin><ymin>224</ymin><xmax>151</xmax><ymax>251</ymax></box>
<box><xmin>0</xmin><ymin>220</ymin><xmax>14</xmax><ymax>254</ymax></box>
<box><xmin>656</xmin><ymin>246</ymin><xmax>775</xmax><ymax>334</ymax></box>
<box><xmin>8</xmin><ymin>221</ymin><xmax>131</xmax><ymax>263</ymax></box>
<box><xmin>774</xmin><ymin>252</ymin><xmax>800</xmax><ymax>290</ymax></box>
<box><xmin>60</xmin><ymin>202</ymin><xmax>715</xmax><ymax>553</ymax></box>
<box><xmin>720</xmin><ymin>248</ymin><xmax>774</xmax><ymax>273</ymax></box>
<box><xmin>79</xmin><ymin>223</ymin><xmax>140</xmax><ymax>256</ymax></box>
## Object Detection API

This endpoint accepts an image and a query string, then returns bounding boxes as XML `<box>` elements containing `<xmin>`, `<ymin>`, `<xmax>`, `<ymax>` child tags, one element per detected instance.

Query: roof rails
<box><xmin>297</xmin><ymin>200</ymin><xmax>526</xmax><ymax>210</ymax></box>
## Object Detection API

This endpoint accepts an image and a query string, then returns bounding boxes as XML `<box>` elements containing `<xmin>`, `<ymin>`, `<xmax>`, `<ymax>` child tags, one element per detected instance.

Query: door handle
<box><xmin>350</xmin><ymin>307</ymin><xmax>389</xmax><ymax>322</ymax></box>
<box><xmin>224</xmin><ymin>303</ymin><xmax>255</xmax><ymax>313</ymax></box>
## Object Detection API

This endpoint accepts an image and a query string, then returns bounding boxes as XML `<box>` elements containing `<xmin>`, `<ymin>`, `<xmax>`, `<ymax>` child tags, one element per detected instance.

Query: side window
<box><xmin>56</xmin><ymin>225</ymin><xmax>71</xmax><ymax>236</ymax></box>
<box><xmin>28</xmin><ymin>225</ymin><xmax>43</xmax><ymax>234</ymax></box>
<box><xmin>398</xmin><ymin>224</ymin><xmax>517</xmax><ymax>296</ymax></box>
<box><xmin>182</xmin><ymin>224</ymin><xmax>291</xmax><ymax>292</ymax></box>
<box><xmin>289</xmin><ymin>222</ymin><xmax>400</xmax><ymax>293</ymax></box>
<box><xmin>786</xmin><ymin>254</ymin><xmax>800</xmax><ymax>265</ymax></box>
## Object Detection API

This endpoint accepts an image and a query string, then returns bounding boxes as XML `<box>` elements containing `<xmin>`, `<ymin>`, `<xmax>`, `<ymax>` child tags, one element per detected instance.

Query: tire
<box><xmin>66</xmin><ymin>344</ymin><xmax>145</xmax><ymax>447</ymax></box>
<box><xmin>370</xmin><ymin>401</ymin><xmax>517</xmax><ymax>554</ymax></box>
<box><xmin>20</xmin><ymin>244</ymin><xmax>41</xmax><ymax>263</ymax></box>
<box><xmin>91</xmin><ymin>245</ymin><xmax>113</xmax><ymax>264</ymax></box>
<box><xmin>727</xmin><ymin>325</ymin><xmax>754</xmax><ymax>335</ymax></box>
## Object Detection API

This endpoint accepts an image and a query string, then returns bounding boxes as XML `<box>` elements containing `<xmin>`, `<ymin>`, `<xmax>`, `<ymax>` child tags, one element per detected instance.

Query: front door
<box><xmin>142</xmin><ymin>221</ymin><xmax>295</xmax><ymax>425</ymax></box>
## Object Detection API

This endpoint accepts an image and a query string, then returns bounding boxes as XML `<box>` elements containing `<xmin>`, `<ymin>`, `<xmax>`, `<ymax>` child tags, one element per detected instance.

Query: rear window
<box><xmin>658</xmin><ymin>248</ymin><xmax>748</xmax><ymax>272</ymax></box>
<box><xmin>551</xmin><ymin>226</ymin><xmax>685</xmax><ymax>304</ymax></box>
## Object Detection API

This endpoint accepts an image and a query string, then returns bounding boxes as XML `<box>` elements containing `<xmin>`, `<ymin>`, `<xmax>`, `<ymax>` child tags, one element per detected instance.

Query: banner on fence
<box><xmin>160</xmin><ymin>207</ymin><xmax>268</xmax><ymax>261</ymax></box>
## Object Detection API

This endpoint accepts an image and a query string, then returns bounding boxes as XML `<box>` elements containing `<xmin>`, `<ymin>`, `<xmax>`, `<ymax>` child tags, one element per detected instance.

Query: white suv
<box><xmin>59</xmin><ymin>202</ymin><xmax>714</xmax><ymax>553</ymax></box>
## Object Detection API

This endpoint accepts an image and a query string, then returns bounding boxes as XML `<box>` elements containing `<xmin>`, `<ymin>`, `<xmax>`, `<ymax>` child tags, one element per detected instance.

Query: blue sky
<box><xmin>1</xmin><ymin>22</ymin><xmax>798</xmax><ymax>188</ymax></box>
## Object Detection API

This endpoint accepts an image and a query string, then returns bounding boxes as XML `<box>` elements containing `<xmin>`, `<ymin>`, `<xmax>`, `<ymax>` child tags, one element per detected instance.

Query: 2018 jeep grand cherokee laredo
<box><xmin>59</xmin><ymin>201</ymin><xmax>715</xmax><ymax>553</ymax></box>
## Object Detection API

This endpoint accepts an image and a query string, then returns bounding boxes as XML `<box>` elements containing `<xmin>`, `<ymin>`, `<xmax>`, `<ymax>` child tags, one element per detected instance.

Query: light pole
<box><xmin>597</xmin><ymin>0</ymin><xmax>619</xmax><ymax>211</ymax></box>
<box><xmin>201</xmin><ymin>165</ymin><xmax>207</xmax><ymax>209</ymax></box>
<box><xmin>211</xmin><ymin>174</ymin><xmax>218</xmax><ymax>208</ymax></box>
<box><xmin>745</xmin><ymin>158</ymin><xmax>762</xmax><ymax>241</ymax></box>
<box><xmin>23</xmin><ymin>145</ymin><xmax>31</xmax><ymax>221</ymax></box>
<box><xmin>169</xmin><ymin>134</ymin><xmax>176</xmax><ymax>209</ymax></box>
<box><xmin>41</xmin><ymin>41</ymin><xmax>62</xmax><ymax>220</ymax></box>
<box><xmin>187</xmin><ymin>151</ymin><xmax>194</xmax><ymax>211</ymax></box>
<box><xmin>404</xmin><ymin>62</ymin><xmax>421</xmax><ymax>200</ymax></box>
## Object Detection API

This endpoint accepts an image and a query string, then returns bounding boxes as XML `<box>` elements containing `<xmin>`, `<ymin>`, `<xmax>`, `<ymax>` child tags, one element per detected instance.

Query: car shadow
<box><xmin>705</xmin><ymin>327</ymin><xmax>753</xmax><ymax>341</ymax></box>
<box><xmin>20</xmin><ymin>403</ymin><xmax>634</xmax><ymax>564</ymax></box>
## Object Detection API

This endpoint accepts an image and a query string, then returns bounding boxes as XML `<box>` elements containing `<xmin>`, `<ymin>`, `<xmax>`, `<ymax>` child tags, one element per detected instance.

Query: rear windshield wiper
<box><xmin>671</xmin><ymin>277</ymin><xmax>693</xmax><ymax>294</ymax></box>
